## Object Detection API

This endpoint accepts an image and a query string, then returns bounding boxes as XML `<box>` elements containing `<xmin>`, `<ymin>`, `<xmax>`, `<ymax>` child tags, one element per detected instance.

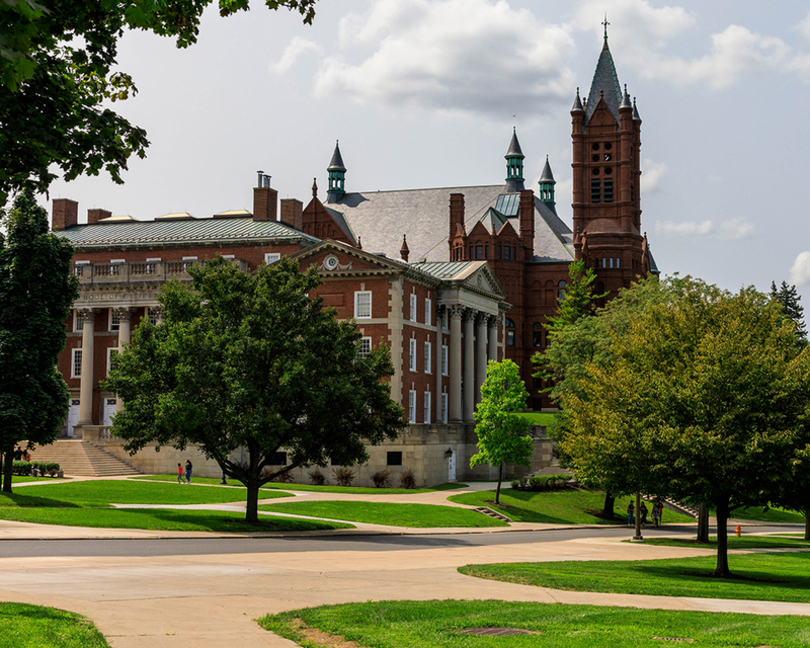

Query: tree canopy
<box><xmin>470</xmin><ymin>359</ymin><xmax>532</xmax><ymax>504</ymax></box>
<box><xmin>104</xmin><ymin>256</ymin><xmax>405</xmax><ymax>523</ymax></box>
<box><xmin>0</xmin><ymin>0</ymin><xmax>317</xmax><ymax>204</ymax></box>
<box><xmin>559</xmin><ymin>278</ymin><xmax>810</xmax><ymax>576</ymax></box>
<box><xmin>0</xmin><ymin>188</ymin><xmax>79</xmax><ymax>491</ymax></box>
<box><xmin>770</xmin><ymin>280</ymin><xmax>807</xmax><ymax>346</ymax></box>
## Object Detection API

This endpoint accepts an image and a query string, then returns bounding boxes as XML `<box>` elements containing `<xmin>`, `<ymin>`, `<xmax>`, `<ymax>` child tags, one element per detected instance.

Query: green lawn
<box><xmin>516</xmin><ymin>412</ymin><xmax>555</xmax><ymax>426</ymax></box>
<box><xmin>0</xmin><ymin>602</ymin><xmax>109</xmax><ymax>648</ymax></box>
<box><xmin>447</xmin><ymin>488</ymin><xmax>694</xmax><ymax>525</ymax></box>
<box><xmin>0</xmin><ymin>479</ymin><xmax>352</xmax><ymax>532</ymax></box>
<box><xmin>259</xmin><ymin>501</ymin><xmax>507</xmax><ymax>528</ymax></box>
<box><xmin>261</xmin><ymin>599</ymin><xmax>810</xmax><ymax>648</ymax></box>
<box><xmin>133</xmin><ymin>474</ymin><xmax>468</xmax><ymax>494</ymax></box>
<box><xmin>459</xmin><ymin>552</ymin><xmax>810</xmax><ymax>603</ymax></box>
<box><xmin>635</xmin><ymin>535</ymin><xmax>810</xmax><ymax>550</ymax></box>
<box><xmin>727</xmin><ymin>505</ymin><xmax>806</xmax><ymax>524</ymax></box>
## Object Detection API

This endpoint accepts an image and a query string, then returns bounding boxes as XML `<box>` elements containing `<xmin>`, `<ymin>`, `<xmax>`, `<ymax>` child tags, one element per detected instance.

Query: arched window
<box><xmin>557</xmin><ymin>280</ymin><xmax>567</xmax><ymax>301</ymax></box>
<box><xmin>532</xmin><ymin>323</ymin><xmax>543</xmax><ymax>348</ymax></box>
<box><xmin>505</xmin><ymin>318</ymin><xmax>516</xmax><ymax>347</ymax></box>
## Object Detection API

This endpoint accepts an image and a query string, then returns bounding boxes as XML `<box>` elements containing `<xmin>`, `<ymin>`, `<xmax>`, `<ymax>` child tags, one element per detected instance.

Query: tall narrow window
<box><xmin>425</xmin><ymin>298</ymin><xmax>432</xmax><ymax>325</ymax></box>
<box><xmin>408</xmin><ymin>390</ymin><xmax>417</xmax><ymax>423</ymax></box>
<box><xmin>440</xmin><ymin>393</ymin><xmax>448</xmax><ymax>423</ymax></box>
<box><xmin>410</xmin><ymin>293</ymin><xmax>417</xmax><ymax>321</ymax></box>
<box><xmin>71</xmin><ymin>349</ymin><xmax>82</xmax><ymax>378</ymax></box>
<box><xmin>354</xmin><ymin>291</ymin><xmax>371</xmax><ymax>318</ymax></box>
<box><xmin>558</xmin><ymin>280</ymin><xmax>567</xmax><ymax>301</ymax></box>
<box><xmin>591</xmin><ymin>178</ymin><xmax>601</xmax><ymax>203</ymax></box>
<box><xmin>358</xmin><ymin>337</ymin><xmax>372</xmax><ymax>357</ymax></box>
<box><xmin>532</xmin><ymin>323</ymin><xmax>543</xmax><ymax>348</ymax></box>
<box><xmin>409</xmin><ymin>338</ymin><xmax>417</xmax><ymax>372</ymax></box>
<box><xmin>109</xmin><ymin>308</ymin><xmax>120</xmax><ymax>332</ymax></box>
<box><xmin>424</xmin><ymin>342</ymin><xmax>432</xmax><ymax>374</ymax></box>
<box><xmin>603</xmin><ymin>178</ymin><xmax>613</xmax><ymax>203</ymax></box>
<box><xmin>441</xmin><ymin>345</ymin><xmax>449</xmax><ymax>376</ymax></box>
<box><xmin>506</xmin><ymin>318</ymin><xmax>516</xmax><ymax>347</ymax></box>
<box><xmin>423</xmin><ymin>391</ymin><xmax>431</xmax><ymax>424</ymax></box>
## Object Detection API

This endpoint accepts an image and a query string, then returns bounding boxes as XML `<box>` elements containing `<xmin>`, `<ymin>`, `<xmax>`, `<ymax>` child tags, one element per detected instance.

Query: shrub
<box><xmin>308</xmin><ymin>468</ymin><xmax>327</xmax><ymax>486</ymax></box>
<box><xmin>511</xmin><ymin>474</ymin><xmax>573</xmax><ymax>492</ymax></box>
<box><xmin>262</xmin><ymin>467</ymin><xmax>293</xmax><ymax>483</ymax></box>
<box><xmin>11</xmin><ymin>461</ymin><xmax>60</xmax><ymax>477</ymax></box>
<box><xmin>399</xmin><ymin>468</ymin><xmax>416</xmax><ymax>489</ymax></box>
<box><xmin>371</xmin><ymin>469</ymin><xmax>391</xmax><ymax>488</ymax></box>
<box><xmin>332</xmin><ymin>467</ymin><xmax>355</xmax><ymax>487</ymax></box>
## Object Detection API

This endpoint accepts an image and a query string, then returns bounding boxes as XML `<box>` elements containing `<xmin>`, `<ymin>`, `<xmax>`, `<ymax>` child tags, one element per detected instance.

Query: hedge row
<box><xmin>511</xmin><ymin>474</ymin><xmax>573</xmax><ymax>491</ymax></box>
<box><xmin>11</xmin><ymin>461</ymin><xmax>61</xmax><ymax>477</ymax></box>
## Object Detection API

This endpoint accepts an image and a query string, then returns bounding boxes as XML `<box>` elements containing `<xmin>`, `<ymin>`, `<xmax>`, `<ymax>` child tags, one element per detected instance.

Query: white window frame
<box><xmin>106</xmin><ymin>347</ymin><xmax>119</xmax><ymax>375</ymax></box>
<box><xmin>424</xmin><ymin>341</ymin><xmax>432</xmax><ymax>374</ymax></box>
<box><xmin>409</xmin><ymin>294</ymin><xmax>417</xmax><ymax>321</ymax></box>
<box><xmin>354</xmin><ymin>291</ymin><xmax>371</xmax><ymax>319</ymax></box>
<box><xmin>440</xmin><ymin>393</ymin><xmax>448</xmax><ymax>424</ymax></box>
<box><xmin>73</xmin><ymin>309</ymin><xmax>83</xmax><ymax>332</ymax></box>
<box><xmin>71</xmin><ymin>348</ymin><xmax>82</xmax><ymax>378</ymax></box>
<box><xmin>221</xmin><ymin>254</ymin><xmax>235</xmax><ymax>260</ymax></box>
<box><xmin>441</xmin><ymin>345</ymin><xmax>449</xmax><ymax>376</ymax></box>
<box><xmin>147</xmin><ymin>307</ymin><xmax>159</xmax><ymax>326</ymax></box>
<box><xmin>409</xmin><ymin>338</ymin><xmax>417</xmax><ymax>372</ymax></box>
<box><xmin>359</xmin><ymin>336</ymin><xmax>372</xmax><ymax>357</ymax></box>
<box><xmin>408</xmin><ymin>390</ymin><xmax>417</xmax><ymax>423</ymax></box>
<box><xmin>425</xmin><ymin>298</ymin><xmax>432</xmax><ymax>326</ymax></box>
<box><xmin>109</xmin><ymin>308</ymin><xmax>120</xmax><ymax>332</ymax></box>
<box><xmin>423</xmin><ymin>391</ymin><xmax>431</xmax><ymax>424</ymax></box>
<box><xmin>264</xmin><ymin>252</ymin><xmax>281</xmax><ymax>265</ymax></box>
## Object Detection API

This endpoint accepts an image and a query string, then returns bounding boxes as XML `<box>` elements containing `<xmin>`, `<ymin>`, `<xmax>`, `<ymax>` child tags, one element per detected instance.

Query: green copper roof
<box><xmin>56</xmin><ymin>217</ymin><xmax>319</xmax><ymax>250</ymax></box>
<box><xmin>585</xmin><ymin>39</ymin><xmax>622</xmax><ymax>124</ymax></box>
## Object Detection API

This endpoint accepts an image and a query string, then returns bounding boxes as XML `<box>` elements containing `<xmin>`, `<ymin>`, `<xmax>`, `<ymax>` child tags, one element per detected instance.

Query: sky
<box><xmin>45</xmin><ymin>0</ymin><xmax>810</xmax><ymax>316</ymax></box>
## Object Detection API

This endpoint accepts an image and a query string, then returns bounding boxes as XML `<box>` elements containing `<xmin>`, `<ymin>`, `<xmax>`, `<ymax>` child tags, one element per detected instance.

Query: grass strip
<box><xmin>133</xmin><ymin>474</ymin><xmax>467</xmax><ymax>494</ymax></box>
<box><xmin>516</xmin><ymin>412</ymin><xmax>556</xmax><ymax>426</ymax></box>
<box><xmin>633</xmin><ymin>535</ymin><xmax>810</xmax><ymax>550</ymax></box>
<box><xmin>259</xmin><ymin>501</ymin><xmax>507</xmax><ymax>527</ymax></box>
<box><xmin>448</xmin><ymin>488</ymin><xmax>694</xmax><ymax>525</ymax></box>
<box><xmin>260</xmin><ymin>599</ymin><xmax>810</xmax><ymax>648</ymax></box>
<box><xmin>0</xmin><ymin>602</ymin><xmax>109</xmax><ymax>648</ymax></box>
<box><xmin>0</xmin><ymin>505</ymin><xmax>351</xmax><ymax>532</ymax></box>
<box><xmin>14</xmin><ymin>479</ymin><xmax>291</xmax><ymax>506</ymax></box>
<box><xmin>459</xmin><ymin>552</ymin><xmax>810</xmax><ymax>603</ymax></box>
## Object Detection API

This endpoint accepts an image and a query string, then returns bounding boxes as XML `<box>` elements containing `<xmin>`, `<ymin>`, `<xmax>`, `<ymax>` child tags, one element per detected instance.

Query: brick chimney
<box><xmin>519</xmin><ymin>189</ymin><xmax>535</xmax><ymax>259</ymax></box>
<box><xmin>87</xmin><ymin>208</ymin><xmax>111</xmax><ymax>225</ymax></box>
<box><xmin>52</xmin><ymin>198</ymin><xmax>78</xmax><ymax>231</ymax></box>
<box><xmin>253</xmin><ymin>186</ymin><xmax>278</xmax><ymax>222</ymax></box>
<box><xmin>279</xmin><ymin>198</ymin><xmax>303</xmax><ymax>229</ymax></box>
<box><xmin>448</xmin><ymin>193</ymin><xmax>466</xmax><ymax>260</ymax></box>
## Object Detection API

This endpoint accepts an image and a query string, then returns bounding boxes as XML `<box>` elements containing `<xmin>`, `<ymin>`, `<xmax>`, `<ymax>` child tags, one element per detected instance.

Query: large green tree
<box><xmin>0</xmin><ymin>0</ymin><xmax>317</xmax><ymax>204</ymax></box>
<box><xmin>104</xmin><ymin>256</ymin><xmax>405</xmax><ymax>523</ymax></box>
<box><xmin>770</xmin><ymin>280</ymin><xmax>807</xmax><ymax>346</ymax></box>
<box><xmin>470</xmin><ymin>359</ymin><xmax>532</xmax><ymax>505</ymax></box>
<box><xmin>0</xmin><ymin>188</ymin><xmax>79</xmax><ymax>492</ymax></box>
<box><xmin>560</xmin><ymin>278</ymin><xmax>810</xmax><ymax>577</ymax></box>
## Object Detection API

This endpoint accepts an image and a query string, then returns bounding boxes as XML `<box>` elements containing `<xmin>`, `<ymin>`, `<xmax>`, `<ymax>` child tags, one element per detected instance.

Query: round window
<box><xmin>324</xmin><ymin>255</ymin><xmax>339</xmax><ymax>270</ymax></box>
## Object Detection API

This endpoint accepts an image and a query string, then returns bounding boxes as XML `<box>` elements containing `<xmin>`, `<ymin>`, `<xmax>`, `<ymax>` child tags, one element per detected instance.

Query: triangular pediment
<box><xmin>462</xmin><ymin>263</ymin><xmax>506</xmax><ymax>300</ymax></box>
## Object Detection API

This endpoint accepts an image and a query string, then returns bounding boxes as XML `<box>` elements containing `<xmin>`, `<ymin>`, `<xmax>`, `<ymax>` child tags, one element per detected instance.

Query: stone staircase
<box><xmin>473</xmin><ymin>506</ymin><xmax>512</xmax><ymax>522</ymax></box>
<box><xmin>29</xmin><ymin>440</ymin><xmax>141</xmax><ymax>477</ymax></box>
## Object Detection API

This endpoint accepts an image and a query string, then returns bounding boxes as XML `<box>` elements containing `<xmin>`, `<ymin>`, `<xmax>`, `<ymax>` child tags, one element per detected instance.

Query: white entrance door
<box><xmin>103</xmin><ymin>398</ymin><xmax>117</xmax><ymax>427</ymax></box>
<box><xmin>67</xmin><ymin>399</ymin><xmax>80</xmax><ymax>437</ymax></box>
<box><xmin>448</xmin><ymin>451</ymin><xmax>456</xmax><ymax>481</ymax></box>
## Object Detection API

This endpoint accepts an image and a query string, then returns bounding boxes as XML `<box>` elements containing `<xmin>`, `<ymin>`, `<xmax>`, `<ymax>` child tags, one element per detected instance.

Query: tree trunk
<box><xmin>245</xmin><ymin>479</ymin><xmax>260</xmax><ymax>524</ymax></box>
<box><xmin>697</xmin><ymin>502</ymin><xmax>710</xmax><ymax>543</ymax></box>
<box><xmin>2</xmin><ymin>449</ymin><xmax>13</xmax><ymax>493</ymax></box>
<box><xmin>495</xmin><ymin>462</ymin><xmax>503</xmax><ymax>505</ymax></box>
<box><xmin>805</xmin><ymin>511</ymin><xmax>809</xmax><ymax>542</ymax></box>
<box><xmin>602</xmin><ymin>491</ymin><xmax>615</xmax><ymax>519</ymax></box>
<box><xmin>714</xmin><ymin>497</ymin><xmax>732</xmax><ymax>577</ymax></box>
<box><xmin>633</xmin><ymin>493</ymin><xmax>643</xmax><ymax>541</ymax></box>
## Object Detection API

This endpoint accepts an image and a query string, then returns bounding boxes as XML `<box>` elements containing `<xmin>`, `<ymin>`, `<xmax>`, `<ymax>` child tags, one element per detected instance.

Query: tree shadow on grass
<box><xmin>0</xmin><ymin>492</ymin><xmax>80</xmax><ymax>508</ymax></box>
<box><xmin>485</xmin><ymin>489</ymin><xmax>622</xmax><ymax>525</ymax></box>
<box><xmin>112</xmin><ymin>508</ymin><xmax>350</xmax><ymax>533</ymax></box>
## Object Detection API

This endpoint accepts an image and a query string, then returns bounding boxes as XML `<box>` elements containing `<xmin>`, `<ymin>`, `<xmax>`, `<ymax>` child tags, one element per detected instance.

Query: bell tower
<box><xmin>571</xmin><ymin>22</ymin><xmax>645</xmax><ymax>290</ymax></box>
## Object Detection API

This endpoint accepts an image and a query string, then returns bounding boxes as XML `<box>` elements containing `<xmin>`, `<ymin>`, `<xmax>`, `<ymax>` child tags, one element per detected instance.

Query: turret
<box><xmin>538</xmin><ymin>156</ymin><xmax>556</xmax><ymax>207</ymax></box>
<box><xmin>327</xmin><ymin>140</ymin><xmax>346</xmax><ymax>204</ymax></box>
<box><xmin>504</xmin><ymin>128</ymin><xmax>525</xmax><ymax>192</ymax></box>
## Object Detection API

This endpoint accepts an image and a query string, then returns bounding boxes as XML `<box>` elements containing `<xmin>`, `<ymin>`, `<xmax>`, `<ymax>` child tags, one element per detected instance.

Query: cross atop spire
<box><xmin>602</xmin><ymin>14</ymin><xmax>610</xmax><ymax>43</ymax></box>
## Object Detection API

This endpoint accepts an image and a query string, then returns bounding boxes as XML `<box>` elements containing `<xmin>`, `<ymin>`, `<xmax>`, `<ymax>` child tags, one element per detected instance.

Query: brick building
<box><xmin>49</xmin><ymin>35</ymin><xmax>654</xmax><ymax>485</ymax></box>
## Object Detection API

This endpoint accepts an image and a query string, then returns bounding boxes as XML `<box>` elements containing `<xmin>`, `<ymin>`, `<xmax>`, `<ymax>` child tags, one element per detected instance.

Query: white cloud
<box><xmin>271</xmin><ymin>37</ymin><xmax>323</xmax><ymax>74</ymax></box>
<box><xmin>314</xmin><ymin>0</ymin><xmax>576</xmax><ymax>117</ymax></box>
<box><xmin>790</xmin><ymin>251</ymin><xmax>810</xmax><ymax>286</ymax></box>
<box><xmin>654</xmin><ymin>218</ymin><xmax>753</xmax><ymax>239</ymax></box>
<box><xmin>796</xmin><ymin>12</ymin><xmax>810</xmax><ymax>39</ymax></box>
<box><xmin>641</xmin><ymin>158</ymin><xmax>666</xmax><ymax>192</ymax></box>
<box><xmin>574</xmin><ymin>1</ymin><xmax>793</xmax><ymax>89</ymax></box>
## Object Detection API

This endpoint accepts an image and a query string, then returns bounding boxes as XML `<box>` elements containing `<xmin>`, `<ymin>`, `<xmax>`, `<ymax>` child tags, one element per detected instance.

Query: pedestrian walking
<box><xmin>639</xmin><ymin>501</ymin><xmax>648</xmax><ymax>526</ymax></box>
<box><xmin>177</xmin><ymin>463</ymin><xmax>184</xmax><ymax>484</ymax></box>
<box><xmin>184</xmin><ymin>459</ymin><xmax>192</xmax><ymax>484</ymax></box>
<box><xmin>626</xmin><ymin>501</ymin><xmax>635</xmax><ymax>526</ymax></box>
<box><xmin>652</xmin><ymin>502</ymin><xmax>660</xmax><ymax>528</ymax></box>
<box><xmin>657</xmin><ymin>501</ymin><xmax>664</xmax><ymax>524</ymax></box>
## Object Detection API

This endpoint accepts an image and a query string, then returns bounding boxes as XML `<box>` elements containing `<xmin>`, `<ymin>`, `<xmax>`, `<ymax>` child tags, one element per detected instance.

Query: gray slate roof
<box><xmin>506</xmin><ymin>130</ymin><xmax>524</xmax><ymax>158</ymax></box>
<box><xmin>328</xmin><ymin>142</ymin><xmax>346</xmax><ymax>171</ymax></box>
<box><xmin>326</xmin><ymin>185</ymin><xmax>573</xmax><ymax>264</ymax></box>
<box><xmin>540</xmin><ymin>156</ymin><xmax>555</xmax><ymax>182</ymax></box>
<box><xmin>56</xmin><ymin>217</ymin><xmax>318</xmax><ymax>249</ymax></box>
<box><xmin>585</xmin><ymin>40</ymin><xmax>622</xmax><ymax>124</ymax></box>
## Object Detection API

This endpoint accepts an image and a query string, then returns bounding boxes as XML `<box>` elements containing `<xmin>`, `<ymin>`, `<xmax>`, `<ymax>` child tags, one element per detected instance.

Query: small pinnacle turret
<box><xmin>538</xmin><ymin>155</ymin><xmax>556</xmax><ymax>207</ymax></box>
<box><xmin>505</xmin><ymin>127</ymin><xmax>525</xmax><ymax>192</ymax></box>
<box><xmin>572</xmin><ymin>87</ymin><xmax>584</xmax><ymax>112</ymax></box>
<box><xmin>327</xmin><ymin>140</ymin><xmax>346</xmax><ymax>203</ymax></box>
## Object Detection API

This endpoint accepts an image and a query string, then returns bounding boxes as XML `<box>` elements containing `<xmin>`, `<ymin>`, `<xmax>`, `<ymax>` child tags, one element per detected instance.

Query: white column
<box><xmin>77</xmin><ymin>308</ymin><xmax>99</xmax><ymax>426</ymax></box>
<box><xmin>474</xmin><ymin>313</ymin><xmax>488</xmax><ymax>406</ymax></box>
<box><xmin>449</xmin><ymin>306</ymin><xmax>463</xmax><ymax>423</ymax></box>
<box><xmin>488</xmin><ymin>315</ymin><xmax>498</xmax><ymax>362</ymax></box>
<box><xmin>463</xmin><ymin>309</ymin><xmax>475</xmax><ymax>422</ymax></box>
<box><xmin>114</xmin><ymin>307</ymin><xmax>135</xmax><ymax>413</ymax></box>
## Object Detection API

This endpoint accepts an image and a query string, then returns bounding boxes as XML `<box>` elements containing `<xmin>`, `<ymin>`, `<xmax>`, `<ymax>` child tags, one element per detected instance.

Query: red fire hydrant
<box><xmin>735</xmin><ymin>524</ymin><xmax>741</xmax><ymax>537</ymax></box>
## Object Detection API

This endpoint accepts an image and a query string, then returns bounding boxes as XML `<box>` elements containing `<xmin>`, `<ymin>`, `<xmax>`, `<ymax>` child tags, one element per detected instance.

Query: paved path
<box><xmin>1</xmin><ymin>479</ymin><xmax>807</xmax><ymax>647</ymax></box>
